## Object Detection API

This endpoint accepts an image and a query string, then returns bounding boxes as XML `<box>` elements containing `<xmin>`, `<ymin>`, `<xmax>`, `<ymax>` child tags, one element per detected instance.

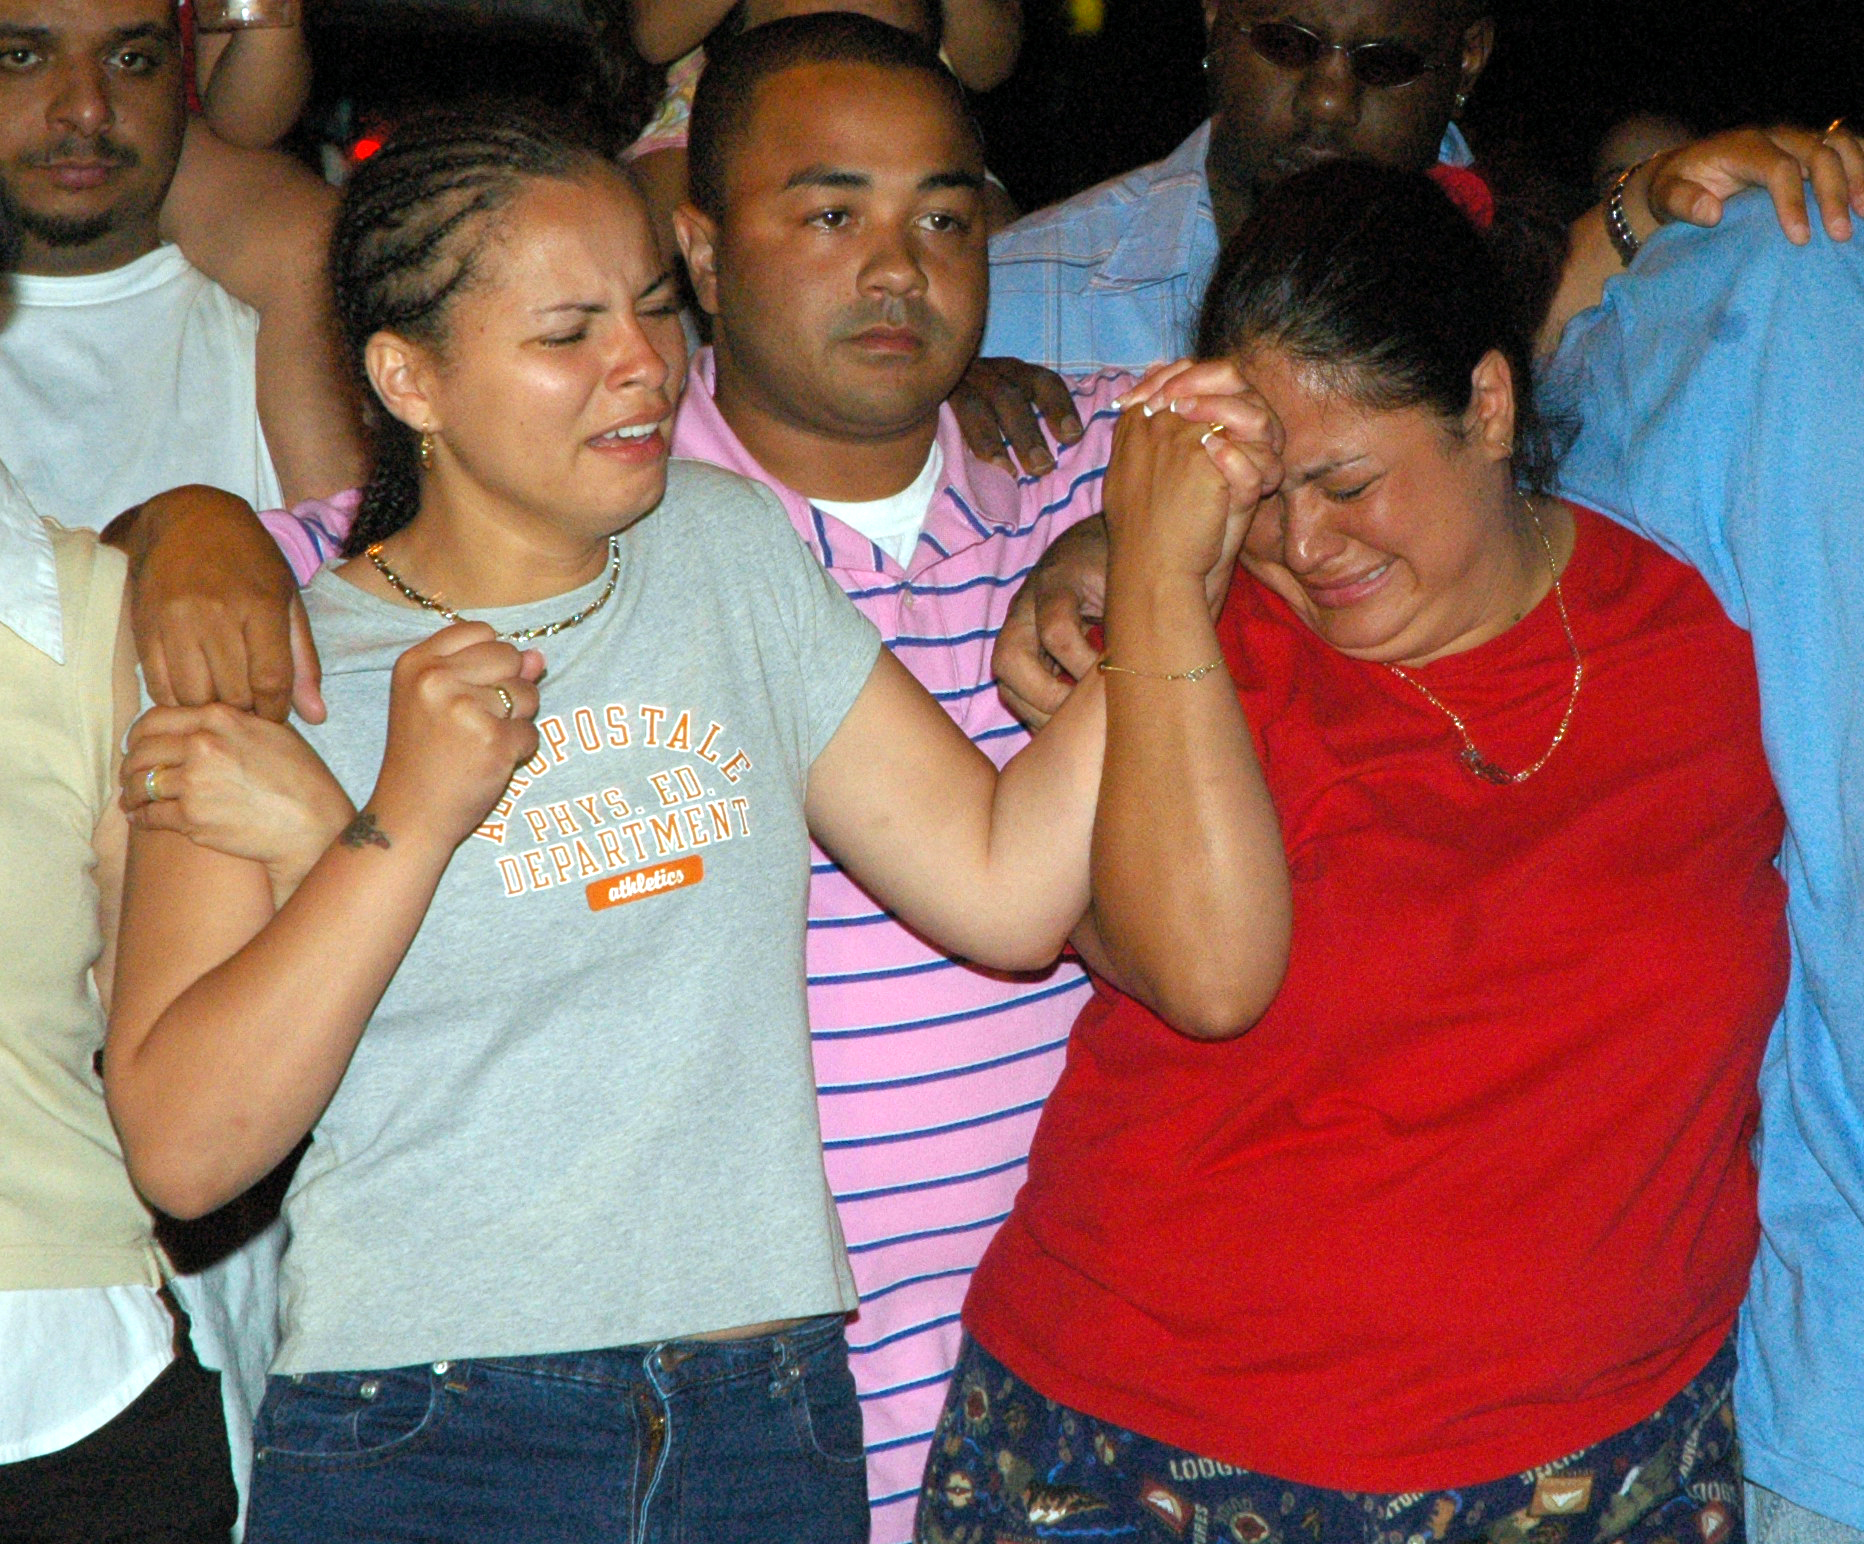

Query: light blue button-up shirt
<box><xmin>984</xmin><ymin>120</ymin><xmax>1473</xmax><ymax>374</ymax></box>
<box><xmin>1554</xmin><ymin>193</ymin><xmax>1864</xmax><ymax>1532</ymax></box>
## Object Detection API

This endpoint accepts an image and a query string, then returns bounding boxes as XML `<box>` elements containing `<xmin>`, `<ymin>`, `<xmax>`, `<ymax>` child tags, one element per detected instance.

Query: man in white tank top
<box><xmin>0</xmin><ymin>0</ymin><xmax>282</xmax><ymax>526</ymax></box>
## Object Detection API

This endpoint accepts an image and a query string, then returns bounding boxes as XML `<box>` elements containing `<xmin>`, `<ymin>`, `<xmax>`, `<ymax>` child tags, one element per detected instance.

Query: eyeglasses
<box><xmin>1236</xmin><ymin>20</ymin><xmax>1451</xmax><ymax>89</ymax></box>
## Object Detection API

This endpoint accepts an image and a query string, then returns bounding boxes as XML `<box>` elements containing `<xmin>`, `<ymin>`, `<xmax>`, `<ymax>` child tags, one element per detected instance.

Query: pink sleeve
<box><xmin>259</xmin><ymin>487</ymin><xmax>361</xmax><ymax>586</ymax></box>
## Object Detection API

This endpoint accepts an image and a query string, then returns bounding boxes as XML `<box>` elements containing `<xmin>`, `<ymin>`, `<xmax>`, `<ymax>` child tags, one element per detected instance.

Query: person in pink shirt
<box><xmin>665</xmin><ymin>18</ymin><xmax>1117</xmax><ymax>1536</ymax></box>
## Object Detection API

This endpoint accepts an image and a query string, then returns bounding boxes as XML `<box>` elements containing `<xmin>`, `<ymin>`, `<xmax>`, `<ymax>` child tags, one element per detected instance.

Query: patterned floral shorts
<box><xmin>915</xmin><ymin>1334</ymin><xmax>1741</xmax><ymax>1544</ymax></box>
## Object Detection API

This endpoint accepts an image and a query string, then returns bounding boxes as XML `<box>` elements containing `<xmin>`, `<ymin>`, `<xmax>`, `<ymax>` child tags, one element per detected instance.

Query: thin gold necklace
<box><xmin>366</xmin><ymin>536</ymin><xmax>623</xmax><ymax>645</ymax></box>
<box><xmin>1383</xmin><ymin>509</ymin><xmax>1583</xmax><ymax>786</ymax></box>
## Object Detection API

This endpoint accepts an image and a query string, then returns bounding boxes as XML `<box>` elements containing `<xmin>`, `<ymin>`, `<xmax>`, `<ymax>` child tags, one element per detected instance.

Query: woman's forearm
<box><xmin>805</xmin><ymin>650</ymin><xmax>1102</xmax><ymax>972</ymax></box>
<box><xmin>961</xmin><ymin>665</ymin><xmax>1106</xmax><ymax>962</ymax></box>
<box><xmin>1091</xmin><ymin>567</ymin><xmax>1289</xmax><ymax>1039</ymax></box>
<box><xmin>106</xmin><ymin>809</ymin><xmax>452</xmax><ymax>1219</ymax></box>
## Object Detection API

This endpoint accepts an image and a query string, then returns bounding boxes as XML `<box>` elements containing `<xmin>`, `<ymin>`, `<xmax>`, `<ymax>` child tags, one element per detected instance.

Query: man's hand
<box><xmin>106</xmin><ymin>485</ymin><xmax>325</xmax><ymax>724</ymax></box>
<box><xmin>1639</xmin><ymin>123</ymin><xmax>1864</xmax><ymax>245</ymax></box>
<box><xmin>1541</xmin><ymin>121</ymin><xmax>1864</xmax><ymax>358</ymax></box>
<box><xmin>993</xmin><ymin>516</ymin><xmax>1107</xmax><ymax>730</ymax></box>
<box><xmin>951</xmin><ymin>356</ymin><xmax>1086</xmax><ymax>476</ymax></box>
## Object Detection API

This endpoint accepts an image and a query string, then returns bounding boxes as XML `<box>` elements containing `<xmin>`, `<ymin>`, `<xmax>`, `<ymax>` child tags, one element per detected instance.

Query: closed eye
<box><xmin>540</xmin><ymin>328</ymin><xmax>589</xmax><ymax>347</ymax></box>
<box><xmin>1322</xmin><ymin>479</ymin><xmax>1376</xmax><ymax>503</ymax></box>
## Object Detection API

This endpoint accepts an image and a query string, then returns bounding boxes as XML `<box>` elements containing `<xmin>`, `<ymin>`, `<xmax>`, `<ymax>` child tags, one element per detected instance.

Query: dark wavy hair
<box><xmin>1196</xmin><ymin>160</ymin><xmax>1572</xmax><ymax>495</ymax></box>
<box><xmin>329</xmin><ymin>104</ymin><xmax>604</xmax><ymax>557</ymax></box>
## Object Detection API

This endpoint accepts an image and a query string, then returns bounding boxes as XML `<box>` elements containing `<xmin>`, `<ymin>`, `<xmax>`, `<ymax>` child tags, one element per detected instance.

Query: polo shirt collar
<box><xmin>672</xmin><ymin>348</ymin><xmax>1022</xmax><ymax>576</ymax></box>
<box><xmin>0</xmin><ymin>462</ymin><xmax>65</xmax><ymax>663</ymax></box>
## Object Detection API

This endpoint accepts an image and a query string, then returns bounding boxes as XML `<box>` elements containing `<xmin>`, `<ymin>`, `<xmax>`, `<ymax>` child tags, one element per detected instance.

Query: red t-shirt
<box><xmin>967</xmin><ymin>507</ymin><xmax>1786</xmax><ymax>1490</ymax></box>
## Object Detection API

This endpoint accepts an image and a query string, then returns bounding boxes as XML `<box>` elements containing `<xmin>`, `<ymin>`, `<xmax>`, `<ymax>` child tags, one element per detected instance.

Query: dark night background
<box><xmin>304</xmin><ymin>0</ymin><xmax>1863</xmax><ymax>214</ymax></box>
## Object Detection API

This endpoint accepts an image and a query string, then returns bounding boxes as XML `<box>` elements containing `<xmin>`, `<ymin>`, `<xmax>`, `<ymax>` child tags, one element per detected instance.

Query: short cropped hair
<box><xmin>687</xmin><ymin>12</ymin><xmax>978</xmax><ymax>220</ymax></box>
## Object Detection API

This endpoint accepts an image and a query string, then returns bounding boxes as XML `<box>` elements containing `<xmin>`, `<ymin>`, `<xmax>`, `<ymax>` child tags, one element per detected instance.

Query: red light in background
<box><xmin>352</xmin><ymin>137</ymin><xmax>383</xmax><ymax>162</ymax></box>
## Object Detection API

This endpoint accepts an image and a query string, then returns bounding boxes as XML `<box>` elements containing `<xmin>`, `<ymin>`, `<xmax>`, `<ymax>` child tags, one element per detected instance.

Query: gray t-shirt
<box><xmin>276</xmin><ymin>460</ymin><xmax>882</xmax><ymax>1373</ymax></box>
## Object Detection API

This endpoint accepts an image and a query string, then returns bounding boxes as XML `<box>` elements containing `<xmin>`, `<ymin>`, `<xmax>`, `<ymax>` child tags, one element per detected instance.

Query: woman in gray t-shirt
<box><xmin>102</xmin><ymin>100</ymin><xmax>1287</xmax><ymax>1544</ymax></box>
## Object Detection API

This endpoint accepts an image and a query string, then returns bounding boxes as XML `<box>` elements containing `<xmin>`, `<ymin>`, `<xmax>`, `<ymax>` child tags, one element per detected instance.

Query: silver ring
<box><xmin>493</xmin><ymin>685</ymin><xmax>515</xmax><ymax>720</ymax></box>
<box><xmin>143</xmin><ymin>765</ymin><xmax>163</xmax><ymax>804</ymax></box>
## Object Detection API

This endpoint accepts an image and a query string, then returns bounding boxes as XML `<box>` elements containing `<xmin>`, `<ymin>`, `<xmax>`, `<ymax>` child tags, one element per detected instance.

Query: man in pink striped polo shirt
<box><xmin>672</xmin><ymin>17</ymin><xmax>1123</xmax><ymax>1539</ymax></box>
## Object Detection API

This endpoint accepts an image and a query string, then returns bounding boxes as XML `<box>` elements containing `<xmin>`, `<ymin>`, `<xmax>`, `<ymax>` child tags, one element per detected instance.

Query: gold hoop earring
<box><xmin>418</xmin><ymin>429</ymin><xmax>435</xmax><ymax>471</ymax></box>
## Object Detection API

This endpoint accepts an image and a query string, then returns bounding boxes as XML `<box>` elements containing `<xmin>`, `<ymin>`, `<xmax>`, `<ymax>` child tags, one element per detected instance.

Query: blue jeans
<box><xmin>246</xmin><ymin>1315</ymin><xmax>868</xmax><ymax>1544</ymax></box>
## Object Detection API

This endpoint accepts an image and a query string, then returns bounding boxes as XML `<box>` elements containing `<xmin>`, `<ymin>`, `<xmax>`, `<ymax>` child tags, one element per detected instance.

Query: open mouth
<box><xmin>1301</xmin><ymin>559</ymin><xmax>1393</xmax><ymax>608</ymax></box>
<box><xmin>587</xmin><ymin>418</ymin><xmax>670</xmax><ymax>456</ymax></box>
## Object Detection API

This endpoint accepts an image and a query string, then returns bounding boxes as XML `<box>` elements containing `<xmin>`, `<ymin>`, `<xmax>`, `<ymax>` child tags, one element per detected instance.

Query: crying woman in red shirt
<box><xmin>919</xmin><ymin>161</ymin><xmax>1783</xmax><ymax>1544</ymax></box>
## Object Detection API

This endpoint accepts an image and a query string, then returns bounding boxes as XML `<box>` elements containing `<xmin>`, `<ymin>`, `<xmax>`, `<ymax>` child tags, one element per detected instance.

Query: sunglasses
<box><xmin>1237</xmin><ymin>20</ymin><xmax>1451</xmax><ymax>89</ymax></box>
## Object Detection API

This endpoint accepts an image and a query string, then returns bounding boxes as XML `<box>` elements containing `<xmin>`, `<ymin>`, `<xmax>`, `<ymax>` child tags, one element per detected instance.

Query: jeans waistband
<box><xmin>464</xmin><ymin>1312</ymin><xmax>848</xmax><ymax>1394</ymax></box>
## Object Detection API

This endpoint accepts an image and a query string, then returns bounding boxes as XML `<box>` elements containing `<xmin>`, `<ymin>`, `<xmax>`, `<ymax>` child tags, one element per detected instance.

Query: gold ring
<box><xmin>1826</xmin><ymin>117</ymin><xmax>1850</xmax><ymax>145</ymax></box>
<box><xmin>143</xmin><ymin>765</ymin><xmax>164</xmax><ymax>803</ymax></box>
<box><xmin>494</xmin><ymin>685</ymin><xmax>515</xmax><ymax>720</ymax></box>
<box><xmin>1200</xmin><ymin>422</ymin><xmax>1226</xmax><ymax>446</ymax></box>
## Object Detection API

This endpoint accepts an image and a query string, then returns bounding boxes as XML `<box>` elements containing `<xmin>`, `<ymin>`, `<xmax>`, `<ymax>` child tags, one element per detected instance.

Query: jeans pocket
<box><xmin>255</xmin><ymin>1367</ymin><xmax>446</xmax><ymax>1470</ymax></box>
<box><xmin>783</xmin><ymin>1326</ymin><xmax>865</xmax><ymax>1472</ymax></box>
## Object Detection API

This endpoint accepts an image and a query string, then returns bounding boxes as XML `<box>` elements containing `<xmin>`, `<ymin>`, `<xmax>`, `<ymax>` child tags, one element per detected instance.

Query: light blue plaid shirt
<box><xmin>984</xmin><ymin>120</ymin><xmax>1473</xmax><ymax>374</ymax></box>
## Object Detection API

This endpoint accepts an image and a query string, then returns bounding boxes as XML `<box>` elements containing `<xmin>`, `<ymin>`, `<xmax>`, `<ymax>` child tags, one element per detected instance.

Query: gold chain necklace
<box><xmin>1383</xmin><ymin>510</ymin><xmax>1583</xmax><ymax>786</ymax></box>
<box><xmin>365</xmin><ymin>536</ymin><xmax>623</xmax><ymax>645</ymax></box>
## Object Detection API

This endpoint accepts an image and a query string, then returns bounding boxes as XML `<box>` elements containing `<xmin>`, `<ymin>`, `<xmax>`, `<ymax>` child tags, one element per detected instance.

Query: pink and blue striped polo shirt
<box><xmin>675</xmin><ymin>349</ymin><xmax>1124</xmax><ymax>1540</ymax></box>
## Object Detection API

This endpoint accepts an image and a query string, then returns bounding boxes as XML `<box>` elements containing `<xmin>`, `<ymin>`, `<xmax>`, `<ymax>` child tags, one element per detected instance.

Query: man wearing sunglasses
<box><xmin>983</xmin><ymin>0</ymin><xmax>1491</xmax><ymax>373</ymax></box>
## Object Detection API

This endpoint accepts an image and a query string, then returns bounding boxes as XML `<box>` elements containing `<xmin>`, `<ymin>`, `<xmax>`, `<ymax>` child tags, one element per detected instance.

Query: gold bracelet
<box><xmin>1097</xmin><ymin>657</ymin><xmax>1226</xmax><ymax>683</ymax></box>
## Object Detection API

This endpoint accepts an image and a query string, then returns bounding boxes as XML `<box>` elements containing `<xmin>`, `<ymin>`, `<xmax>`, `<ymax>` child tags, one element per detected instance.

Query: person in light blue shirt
<box><xmin>1554</xmin><ymin>190</ymin><xmax>1864</xmax><ymax>1544</ymax></box>
<box><xmin>983</xmin><ymin>0</ymin><xmax>1490</xmax><ymax>372</ymax></box>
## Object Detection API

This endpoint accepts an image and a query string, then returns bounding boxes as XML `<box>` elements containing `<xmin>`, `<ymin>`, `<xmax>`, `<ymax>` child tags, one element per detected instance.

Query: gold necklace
<box><xmin>366</xmin><ymin>536</ymin><xmax>623</xmax><ymax>645</ymax></box>
<box><xmin>1383</xmin><ymin>510</ymin><xmax>1583</xmax><ymax>786</ymax></box>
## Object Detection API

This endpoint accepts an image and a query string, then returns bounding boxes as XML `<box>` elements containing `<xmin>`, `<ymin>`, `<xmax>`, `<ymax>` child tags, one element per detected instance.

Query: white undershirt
<box><xmin>0</xmin><ymin>1288</ymin><xmax>174</xmax><ymax>1463</ymax></box>
<box><xmin>810</xmin><ymin>443</ymin><xmax>943</xmax><ymax>570</ymax></box>
<box><xmin>0</xmin><ymin>244</ymin><xmax>282</xmax><ymax>532</ymax></box>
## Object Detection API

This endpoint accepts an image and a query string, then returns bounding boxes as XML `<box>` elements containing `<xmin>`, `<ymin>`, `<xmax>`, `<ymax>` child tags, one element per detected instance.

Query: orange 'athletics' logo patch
<box><xmin>587</xmin><ymin>856</ymin><xmax>705</xmax><ymax>912</ymax></box>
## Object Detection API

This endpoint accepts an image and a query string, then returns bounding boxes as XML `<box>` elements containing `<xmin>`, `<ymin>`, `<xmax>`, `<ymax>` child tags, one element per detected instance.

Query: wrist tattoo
<box><xmin>339</xmin><ymin>812</ymin><xmax>392</xmax><ymax>851</ymax></box>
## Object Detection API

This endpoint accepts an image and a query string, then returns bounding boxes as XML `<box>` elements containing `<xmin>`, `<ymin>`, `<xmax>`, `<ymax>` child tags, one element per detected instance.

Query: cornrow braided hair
<box><xmin>330</xmin><ymin>103</ymin><xmax>599</xmax><ymax>556</ymax></box>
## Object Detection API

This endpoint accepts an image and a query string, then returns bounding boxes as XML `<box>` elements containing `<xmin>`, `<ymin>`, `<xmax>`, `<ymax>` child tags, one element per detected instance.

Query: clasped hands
<box><xmin>122</xmin><ymin>622</ymin><xmax>545</xmax><ymax>904</ymax></box>
<box><xmin>996</xmin><ymin>358</ymin><xmax>1278</xmax><ymax>728</ymax></box>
